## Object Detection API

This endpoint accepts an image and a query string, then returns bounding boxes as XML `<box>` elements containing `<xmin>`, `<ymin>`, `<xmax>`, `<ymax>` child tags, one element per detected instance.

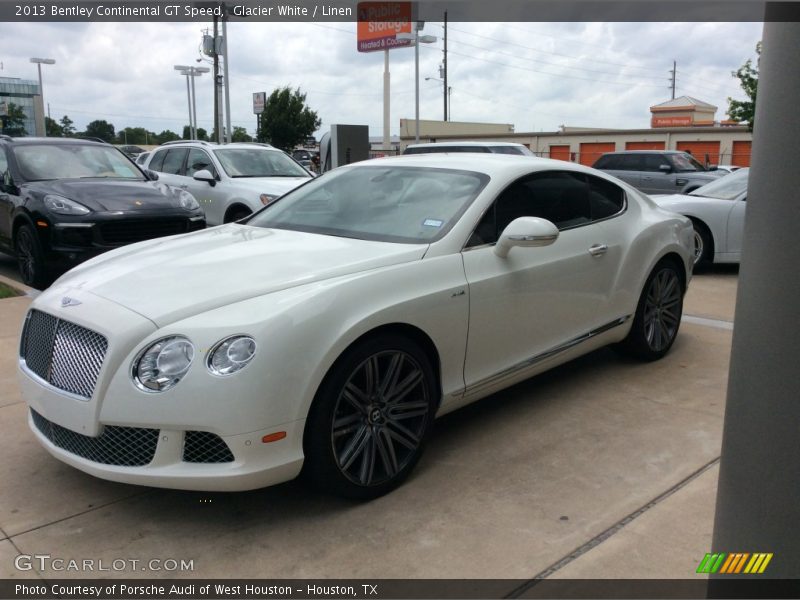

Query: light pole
<box><xmin>30</xmin><ymin>57</ymin><xmax>55</xmax><ymax>136</ymax></box>
<box><xmin>398</xmin><ymin>25</ymin><xmax>437</xmax><ymax>143</ymax></box>
<box><xmin>425</xmin><ymin>77</ymin><xmax>452</xmax><ymax>121</ymax></box>
<box><xmin>174</xmin><ymin>65</ymin><xmax>209</xmax><ymax>139</ymax></box>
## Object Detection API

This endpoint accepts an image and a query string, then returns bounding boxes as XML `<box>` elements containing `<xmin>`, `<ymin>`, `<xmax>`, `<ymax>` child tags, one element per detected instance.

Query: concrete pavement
<box><xmin>0</xmin><ymin>268</ymin><xmax>736</xmax><ymax>585</ymax></box>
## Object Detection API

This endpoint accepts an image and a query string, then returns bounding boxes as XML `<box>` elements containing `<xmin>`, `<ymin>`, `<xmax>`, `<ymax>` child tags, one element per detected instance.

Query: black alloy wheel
<box><xmin>14</xmin><ymin>224</ymin><xmax>47</xmax><ymax>289</ymax></box>
<box><xmin>617</xmin><ymin>260</ymin><xmax>684</xmax><ymax>361</ymax></box>
<box><xmin>304</xmin><ymin>335</ymin><xmax>436</xmax><ymax>499</ymax></box>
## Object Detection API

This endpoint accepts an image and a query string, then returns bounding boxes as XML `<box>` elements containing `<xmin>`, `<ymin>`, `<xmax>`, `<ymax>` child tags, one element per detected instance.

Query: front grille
<box><xmin>20</xmin><ymin>310</ymin><xmax>108</xmax><ymax>399</ymax></box>
<box><xmin>183</xmin><ymin>431</ymin><xmax>234</xmax><ymax>463</ymax></box>
<box><xmin>31</xmin><ymin>409</ymin><xmax>159</xmax><ymax>467</ymax></box>
<box><xmin>98</xmin><ymin>219</ymin><xmax>188</xmax><ymax>245</ymax></box>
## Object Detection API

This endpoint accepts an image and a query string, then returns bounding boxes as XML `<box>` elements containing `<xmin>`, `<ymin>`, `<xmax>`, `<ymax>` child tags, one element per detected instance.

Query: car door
<box><xmin>640</xmin><ymin>154</ymin><xmax>675</xmax><ymax>194</ymax></box>
<box><xmin>183</xmin><ymin>148</ymin><xmax>229</xmax><ymax>225</ymax></box>
<box><xmin>0</xmin><ymin>147</ymin><xmax>13</xmax><ymax>248</ymax></box>
<box><xmin>461</xmin><ymin>170</ymin><xmax>620</xmax><ymax>391</ymax></box>
<box><xmin>149</xmin><ymin>147</ymin><xmax>187</xmax><ymax>189</ymax></box>
<box><xmin>724</xmin><ymin>192</ymin><xmax>747</xmax><ymax>257</ymax></box>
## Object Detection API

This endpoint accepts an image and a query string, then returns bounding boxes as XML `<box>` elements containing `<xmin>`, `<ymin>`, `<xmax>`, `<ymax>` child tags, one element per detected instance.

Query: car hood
<box><xmin>52</xmin><ymin>225</ymin><xmax>428</xmax><ymax>326</ymax></box>
<box><xmin>26</xmin><ymin>179</ymin><xmax>188</xmax><ymax>212</ymax></box>
<box><xmin>651</xmin><ymin>193</ymin><xmax>714</xmax><ymax>206</ymax></box>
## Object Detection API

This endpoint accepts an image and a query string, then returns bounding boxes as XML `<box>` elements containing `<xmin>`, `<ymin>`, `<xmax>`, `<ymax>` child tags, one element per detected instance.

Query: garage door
<box><xmin>676</xmin><ymin>141</ymin><xmax>721</xmax><ymax>166</ymax></box>
<box><xmin>579</xmin><ymin>142</ymin><xmax>615</xmax><ymax>166</ymax></box>
<box><xmin>549</xmin><ymin>145</ymin><xmax>571</xmax><ymax>161</ymax></box>
<box><xmin>732</xmin><ymin>141</ymin><xmax>752</xmax><ymax>167</ymax></box>
<box><xmin>625</xmin><ymin>141</ymin><xmax>666</xmax><ymax>151</ymax></box>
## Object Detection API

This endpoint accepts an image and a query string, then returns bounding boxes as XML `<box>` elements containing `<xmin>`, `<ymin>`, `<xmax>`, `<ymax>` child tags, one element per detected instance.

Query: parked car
<box><xmin>652</xmin><ymin>168</ymin><xmax>748</xmax><ymax>266</ymax></box>
<box><xmin>403</xmin><ymin>141</ymin><xmax>535</xmax><ymax>156</ymax></box>
<box><xmin>0</xmin><ymin>136</ymin><xmax>205</xmax><ymax>288</ymax></box>
<box><xmin>291</xmin><ymin>148</ymin><xmax>319</xmax><ymax>171</ymax></box>
<box><xmin>593</xmin><ymin>150</ymin><xmax>724</xmax><ymax>194</ymax></box>
<box><xmin>119</xmin><ymin>145</ymin><xmax>146</xmax><ymax>159</ymax></box>
<box><xmin>714</xmin><ymin>165</ymin><xmax>741</xmax><ymax>174</ymax></box>
<box><xmin>19</xmin><ymin>154</ymin><xmax>693</xmax><ymax>499</ymax></box>
<box><xmin>135</xmin><ymin>151</ymin><xmax>150</xmax><ymax>166</ymax></box>
<box><xmin>143</xmin><ymin>141</ymin><xmax>312</xmax><ymax>225</ymax></box>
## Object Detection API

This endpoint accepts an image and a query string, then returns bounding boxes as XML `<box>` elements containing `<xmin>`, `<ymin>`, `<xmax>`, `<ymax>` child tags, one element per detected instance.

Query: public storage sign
<box><xmin>357</xmin><ymin>1</ymin><xmax>413</xmax><ymax>52</ymax></box>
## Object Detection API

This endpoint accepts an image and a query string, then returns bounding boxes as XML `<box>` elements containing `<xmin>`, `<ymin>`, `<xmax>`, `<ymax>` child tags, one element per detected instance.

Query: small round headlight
<box><xmin>207</xmin><ymin>335</ymin><xmax>257</xmax><ymax>376</ymax></box>
<box><xmin>132</xmin><ymin>336</ymin><xmax>195</xmax><ymax>393</ymax></box>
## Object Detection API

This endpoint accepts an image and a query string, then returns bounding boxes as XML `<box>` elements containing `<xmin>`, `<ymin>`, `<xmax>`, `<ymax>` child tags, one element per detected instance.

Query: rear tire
<box><xmin>303</xmin><ymin>334</ymin><xmax>437</xmax><ymax>500</ymax></box>
<box><xmin>14</xmin><ymin>224</ymin><xmax>48</xmax><ymax>289</ymax></box>
<box><xmin>225</xmin><ymin>207</ymin><xmax>251</xmax><ymax>223</ymax></box>
<box><xmin>617</xmin><ymin>260</ymin><xmax>684</xmax><ymax>361</ymax></box>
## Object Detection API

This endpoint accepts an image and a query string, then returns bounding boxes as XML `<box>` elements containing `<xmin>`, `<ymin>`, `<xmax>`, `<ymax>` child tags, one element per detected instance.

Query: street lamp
<box><xmin>30</xmin><ymin>57</ymin><xmax>55</xmax><ymax>137</ymax></box>
<box><xmin>425</xmin><ymin>77</ymin><xmax>452</xmax><ymax>121</ymax></box>
<box><xmin>398</xmin><ymin>25</ymin><xmax>437</xmax><ymax>143</ymax></box>
<box><xmin>174</xmin><ymin>65</ymin><xmax>209</xmax><ymax>139</ymax></box>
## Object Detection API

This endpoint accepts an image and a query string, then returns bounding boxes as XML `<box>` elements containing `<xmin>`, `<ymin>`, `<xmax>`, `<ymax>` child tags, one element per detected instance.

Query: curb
<box><xmin>0</xmin><ymin>274</ymin><xmax>39</xmax><ymax>299</ymax></box>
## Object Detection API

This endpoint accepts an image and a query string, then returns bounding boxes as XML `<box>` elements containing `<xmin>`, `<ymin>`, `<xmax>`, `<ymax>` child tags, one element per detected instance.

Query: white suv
<box><xmin>143</xmin><ymin>141</ymin><xmax>313</xmax><ymax>225</ymax></box>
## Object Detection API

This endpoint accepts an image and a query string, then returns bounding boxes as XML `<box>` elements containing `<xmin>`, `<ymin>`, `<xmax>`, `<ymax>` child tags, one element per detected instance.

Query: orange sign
<box><xmin>357</xmin><ymin>2</ymin><xmax>413</xmax><ymax>53</ymax></box>
<box><xmin>651</xmin><ymin>116</ymin><xmax>692</xmax><ymax>128</ymax></box>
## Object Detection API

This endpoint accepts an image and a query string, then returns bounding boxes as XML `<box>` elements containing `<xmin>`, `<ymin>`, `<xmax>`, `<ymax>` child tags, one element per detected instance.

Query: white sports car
<box><xmin>652</xmin><ymin>168</ymin><xmax>748</xmax><ymax>266</ymax></box>
<box><xmin>18</xmin><ymin>155</ymin><xmax>694</xmax><ymax>499</ymax></box>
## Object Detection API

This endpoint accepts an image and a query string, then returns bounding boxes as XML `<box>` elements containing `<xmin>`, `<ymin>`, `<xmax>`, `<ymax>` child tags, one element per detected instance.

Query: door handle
<box><xmin>589</xmin><ymin>244</ymin><xmax>608</xmax><ymax>257</ymax></box>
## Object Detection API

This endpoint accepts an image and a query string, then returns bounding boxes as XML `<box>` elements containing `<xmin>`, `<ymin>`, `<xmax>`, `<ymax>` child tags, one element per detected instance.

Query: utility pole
<box><xmin>669</xmin><ymin>60</ymin><xmax>677</xmax><ymax>99</ymax></box>
<box><xmin>212</xmin><ymin>17</ymin><xmax>221</xmax><ymax>143</ymax></box>
<box><xmin>443</xmin><ymin>10</ymin><xmax>448</xmax><ymax>121</ymax></box>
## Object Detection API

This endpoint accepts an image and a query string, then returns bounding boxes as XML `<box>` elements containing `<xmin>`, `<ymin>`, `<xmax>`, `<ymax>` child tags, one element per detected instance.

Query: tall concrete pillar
<box><xmin>711</xmin><ymin>19</ymin><xmax>800</xmax><ymax>578</ymax></box>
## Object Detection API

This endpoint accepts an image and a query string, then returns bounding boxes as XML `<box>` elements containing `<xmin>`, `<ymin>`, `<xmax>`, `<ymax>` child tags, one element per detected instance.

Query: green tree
<box><xmin>59</xmin><ymin>115</ymin><xmax>76</xmax><ymax>137</ymax></box>
<box><xmin>728</xmin><ymin>42</ymin><xmax>760</xmax><ymax>131</ymax></box>
<box><xmin>156</xmin><ymin>130</ymin><xmax>180</xmax><ymax>144</ymax></box>
<box><xmin>84</xmin><ymin>119</ymin><xmax>116</xmax><ymax>143</ymax></box>
<box><xmin>182</xmin><ymin>125</ymin><xmax>192</xmax><ymax>139</ymax></box>
<box><xmin>45</xmin><ymin>116</ymin><xmax>63</xmax><ymax>137</ymax></box>
<box><xmin>231</xmin><ymin>126</ymin><xmax>253</xmax><ymax>142</ymax></box>
<box><xmin>258</xmin><ymin>87</ymin><xmax>321</xmax><ymax>151</ymax></box>
<box><xmin>117</xmin><ymin>127</ymin><xmax>155</xmax><ymax>145</ymax></box>
<box><xmin>196</xmin><ymin>128</ymin><xmax>209</xmax><ymax>141</ymax></box>
<box><xmin>0</xmin><ymin>103</ymin><xmax>29</xmax><ymax>136</ymax></box>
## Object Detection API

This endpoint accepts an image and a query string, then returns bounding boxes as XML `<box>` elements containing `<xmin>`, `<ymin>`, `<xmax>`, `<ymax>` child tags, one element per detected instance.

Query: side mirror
<box><xmin>145</xmin><ymin>170</ymin><xmax>159</xmax><ymax>181</ymax></box>
<box><xmin>494</xmin><ymin>217</ymin><xmax>559</xmax><ymax>258</ymax></box>
<box><xmin>193</xmin><ymin>169</ymin><xmax>216</xmax><ymax>186</ymax></box>
<box><xmin>659</xmin><ymin>164</ymin><xmax>672</xmax><ymax>173</ymax></box>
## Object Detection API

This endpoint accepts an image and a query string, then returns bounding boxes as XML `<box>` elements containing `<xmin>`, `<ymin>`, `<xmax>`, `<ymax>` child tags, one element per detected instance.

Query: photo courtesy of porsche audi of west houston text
<box><xmin>18</xmin><ymin>154</ymin><xmax>694</xmax><ymax>499</ymax></box>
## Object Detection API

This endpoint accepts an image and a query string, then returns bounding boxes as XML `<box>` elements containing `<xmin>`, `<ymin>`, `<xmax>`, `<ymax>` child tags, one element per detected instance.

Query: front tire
<box><xmin>303</xmin><ymin>334</ymin><xmax>437</xmax><ymax>500</ymax></box>
<box><xmin>14</xmin><ymin>224</ymin><xmax>48</xmax><ymax>289</ymax></box>
<box><xmin>691</xmin><ymin>220</ymin><xmax>713</xmax><ymax>268</ymax></box>
<box><xmin>618</xmin><ymin>260</ymin><xmax>684</xmax><ymax>361</ymax></box>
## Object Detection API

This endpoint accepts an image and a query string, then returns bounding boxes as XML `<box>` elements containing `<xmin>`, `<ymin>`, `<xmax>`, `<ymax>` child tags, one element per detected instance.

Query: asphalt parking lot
<box><xmin>0</xmin><ymin>262</ymin><xmax>739</xmax><ymax>582</ymax></box>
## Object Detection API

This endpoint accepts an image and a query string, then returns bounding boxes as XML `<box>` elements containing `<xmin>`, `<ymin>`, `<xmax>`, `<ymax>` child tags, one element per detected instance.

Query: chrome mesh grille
<box><xmin>20</xmin><ymin>310</ymin><xmax>108</xmax><ymax>399</ymax></box>
<box><xmin>31</xmin><ymin>409</ymin><xmax>159</xmax><ymax>467</ymax></box>
<box><xmin>183</xmin><ymin>431</ymin><xmax>234</xmax><ymax>463</ymax></box>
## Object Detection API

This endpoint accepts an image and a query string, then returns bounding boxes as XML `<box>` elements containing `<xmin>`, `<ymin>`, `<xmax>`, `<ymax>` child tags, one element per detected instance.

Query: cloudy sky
<box><xmin>1</xmin><ymin>18</ymin><xmax>762</xmax><ymax>139</ymax></box>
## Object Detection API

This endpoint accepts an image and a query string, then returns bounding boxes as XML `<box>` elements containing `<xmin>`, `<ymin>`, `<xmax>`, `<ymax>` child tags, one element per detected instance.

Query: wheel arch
<box><xmin>223</xmin><ymin>201</ymin><xmax>253</xmax><ymax>223</ymax></box>
<box><xmin>687</xmin><ymin>216</ymin><xmax>716</xmax><ymax>258</ymax></box>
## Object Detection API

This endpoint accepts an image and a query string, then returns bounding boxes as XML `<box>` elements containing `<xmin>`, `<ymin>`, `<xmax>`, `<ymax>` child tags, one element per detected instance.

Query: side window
<box><xmin>148</xmin><ymin>150</ymin><xmax>167</xmax><ymax>172</ymax></box>
<box><xmin>0</xmin><ymin>148</ymin><xmax>8</xmax><ymax>180</ymax></box>
<box><xmin>617</xmin><ymin>154</ymin><xmax>644</xmax><ymax>171</ymax></box>
<box><xmin>587</xmin><ymin>175</ymin><xmax>625</xmax><ymax>220</ymax></box>
<box><xmin>466</xmin><ymin>171</ymin><xmax>592</xmax><ymax>247</ymax></box>
<box><xmin>161</xmin><ymin>148</ymin><xmax>188</xmax><ymax>175</ymax></box>
<box><xmin>186</xmin><ymin>149</ymin><xmax>216</xmax><ymax>177</ymax></box>
<box><xmin>643</xmin><ymin>154</ymin><xmax>670</xmax><ymax>172</ymax></box>
<box><xmin>594</xmin><ymin>155</ymin><xmax>616</xmax><ymax>169</ymax></box>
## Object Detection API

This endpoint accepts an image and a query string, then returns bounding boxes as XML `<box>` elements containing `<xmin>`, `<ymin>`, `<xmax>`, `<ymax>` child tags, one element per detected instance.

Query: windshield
<box><xmin>213</xmin><ymin>148</ymin><xmax>311</xmax><ymax>178</ymax></box>
<box><xmin>690</xmin><ymin>168</ymin><xmax>749</xmax><ymax>200</ymax></box>
<box><xmin>14</xmin><ymin>144</ymin><xmax>144</xmax><ymax>182</ymax></box>
<box><xmin>671</xmin><ymin>153</ymin><xmax>708</xmax><ymax>172</ymax></box>
<box><xmin>247</xmin><ymin>165</ymin><xmax>489</xmax><ymax>244</ymax></box>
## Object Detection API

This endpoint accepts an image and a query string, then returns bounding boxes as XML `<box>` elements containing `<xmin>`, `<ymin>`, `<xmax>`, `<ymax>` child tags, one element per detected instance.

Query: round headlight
<box><xmin>207</xmin><ymin>335</ymin><xmax>257</xmax><ymax>376</ymax></box>
<box><xmin>132</xmin><ymin>336</ymin><xmax>195</xmax><ymax>393</ymax></box>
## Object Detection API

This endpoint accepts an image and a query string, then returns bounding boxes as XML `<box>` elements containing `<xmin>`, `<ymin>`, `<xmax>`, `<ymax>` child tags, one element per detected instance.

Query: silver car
<box><xmin>593</xmin><ymin>150</ymin><xmax>724</xmax><ymax>194</ymax></box>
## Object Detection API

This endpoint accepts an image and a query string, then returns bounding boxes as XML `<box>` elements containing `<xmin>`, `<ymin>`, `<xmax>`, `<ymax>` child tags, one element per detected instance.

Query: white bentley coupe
<box><xmin>19</xmin><ymin>155</ymin><xmax>694</xmax><ymax>499</ymax></box>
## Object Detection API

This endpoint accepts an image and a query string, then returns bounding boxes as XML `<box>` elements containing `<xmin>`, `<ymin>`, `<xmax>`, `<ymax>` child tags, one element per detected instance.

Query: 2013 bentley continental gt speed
<box><xmin>19</xmin><ymin>155</ymin><xmax>694</xmax><ymax>499</ymax></box>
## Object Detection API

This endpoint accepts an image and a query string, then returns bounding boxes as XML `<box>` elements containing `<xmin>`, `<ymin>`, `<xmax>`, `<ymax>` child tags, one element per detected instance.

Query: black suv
<box><xmin>593</xmin><ymin>150</ymin><xmax>724</xmax><ymax>194</ymax></box>
<box><xmin>0</xmin><ymin>136</ymin><xmax>206</xmax><ymax>288</ymax></box>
